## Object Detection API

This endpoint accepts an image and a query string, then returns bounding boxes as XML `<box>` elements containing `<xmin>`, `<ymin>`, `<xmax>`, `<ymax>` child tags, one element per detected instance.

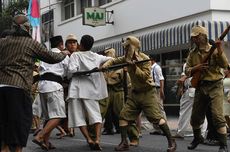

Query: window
<box><xmin>63</xmin><ymin>0</ymin><xmax>75</xmax><ymax>20</ymax></box>
<box><xmin>76</xmin><ymin>0</ymin><xmax>92</xmax><ymax>15</ymax></box>
<box><xmin>98</xmin><ymin>0</ymin><xmax>112</xmax><ymax>6</ymax></box>
<box><xmin>76</xmin><ymin>0</ymin><xmax>112</xmax><ymax>15</ymax></box>
<box><xmin>41</xmin><ymin>10</ymin><xmax>54</xmax><ymax>42</ymax></box>
<box><xmin>161</xmin><ymin>51</ymin><xmax>182</xmax><ymax>105</ymax></box>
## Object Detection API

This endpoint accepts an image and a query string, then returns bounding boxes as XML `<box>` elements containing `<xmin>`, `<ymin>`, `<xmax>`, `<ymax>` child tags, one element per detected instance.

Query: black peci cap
<box><xmin>50</xmin><ymin>35</ymin><xmax>63</xmax><ymax>48</ymax></box>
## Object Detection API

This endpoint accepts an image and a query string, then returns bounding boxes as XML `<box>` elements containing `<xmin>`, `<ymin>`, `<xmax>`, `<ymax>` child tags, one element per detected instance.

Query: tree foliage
<box><xmin>0</xmin><ymin>0</ymin><xmax>29</xmax><ymax>35</ymax></box>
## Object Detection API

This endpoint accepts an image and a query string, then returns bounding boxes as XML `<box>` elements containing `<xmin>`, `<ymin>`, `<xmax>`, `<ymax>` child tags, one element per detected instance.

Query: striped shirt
<box><xmin>0</xmin><ymin>36</ymin><xmax>66</xmax><ymax>93</ymax></box>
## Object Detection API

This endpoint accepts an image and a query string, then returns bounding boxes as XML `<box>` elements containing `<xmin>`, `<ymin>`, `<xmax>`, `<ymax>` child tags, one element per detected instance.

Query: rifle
<box><xmin>191</xmin><ymin>25</ymin><xmax>230</xmax><ymax>88</ymax></box>
<box><xmin>123</xmin><ymin>68</ymin><xmax>128</xmax><ymax>102</ymax></box>
<box><xmin>73</xmin><ymin>59</ymin><xmax>151</xmax><ymax>76</ymax></box>
<box><xmin>176</xmin><ymin>75</ymin><xmax>187</xmax><ymax>100</ymax></box>
<box><xmin>121</xmin><ymin>38</ymin><xmax>129</xmax><ymax>102</ymax></box>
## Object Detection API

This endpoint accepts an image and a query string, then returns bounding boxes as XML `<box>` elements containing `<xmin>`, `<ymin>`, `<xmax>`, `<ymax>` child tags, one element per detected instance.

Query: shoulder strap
<box><xmin>152</xmin><ymin>64</ymin><xmax>156</xmax><ymax>82</ymax></box>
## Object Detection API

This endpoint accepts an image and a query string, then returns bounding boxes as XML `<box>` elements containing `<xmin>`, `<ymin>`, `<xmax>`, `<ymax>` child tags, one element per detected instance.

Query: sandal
<box><xmin>87</xmin><ymin>141</ymin><xmax>95</xmax><ymax>150</ymax></box>
<box><xmin>48</xmin><ymin>142</ymin><xmax>56</xmax><ymax>150</ymax></box>
<box><xmin>69</xmin><ymin>130</ymin><xmax>75</xmax><ymax>137</ymax></box>
<box><xmin>94</xmin><ymin>143</ymin><xmax>102</xmax><ymax>151</ymax></box>
<box><xmin>32</xmin><ymin>139</ymin><xmax>49</xmax><ymax>150</ymax></box>
<box><xmin>56</xmin><ymin>133</ymin><xmax>61</xmax><ymax>136</ymax></box>
<box><xmin>129</xmin><ymin>140</ymin><xmax>139</xmax><ymax>147</ymax></box>
<box><xmin>57</xmin><ymin>133</ymin><xmax>67</xmax><ymax>139</ymax></box>
<box><xmin>33</xmin><ymin>129</ymin><xmax>41</xmax><ymax>136</ymax></box>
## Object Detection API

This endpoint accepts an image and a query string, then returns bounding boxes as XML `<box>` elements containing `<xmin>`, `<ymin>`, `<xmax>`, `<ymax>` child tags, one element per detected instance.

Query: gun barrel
<box><xmin>73</xmin><ymin>59</ymin><xmax>151</xmax><ymax>76</ymax></box>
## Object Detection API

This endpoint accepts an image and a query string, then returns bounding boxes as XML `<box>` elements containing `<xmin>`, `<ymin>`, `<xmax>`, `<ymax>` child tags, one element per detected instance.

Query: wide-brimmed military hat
<box><xmin>191</xmin><ymin>25</ymin><xmax>208</xmax><ymax>37</ymax></box>
<box><xmin>122</xmin><ymin>36</ymin><xmax>141</xmax><ymax>48</ymax></box>
<box><xmin>104</xmin><ymin>47</ymin><xmax>116</xmax><ymax>57</ymax></box>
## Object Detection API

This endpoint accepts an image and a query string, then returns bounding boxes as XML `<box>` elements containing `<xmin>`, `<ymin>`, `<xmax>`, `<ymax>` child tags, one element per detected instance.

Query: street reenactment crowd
<box><xmin>0</xmin><ymin>14</ymin><xmax>230</xmax><ymax>152</ymax></box>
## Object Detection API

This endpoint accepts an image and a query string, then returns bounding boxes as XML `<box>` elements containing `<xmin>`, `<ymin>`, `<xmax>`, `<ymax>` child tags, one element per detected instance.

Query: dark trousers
<box><xmin>206</xmin><ymin>104</ymin><xmax>218</xmax><ymax>140</ymax></box>
<box><xmin>104</xmin><ymin>102</ymin><xmax>119</xmax><ymax>132</ymax></box>
<box><xmin>0</xmin><ymin>87</ymin><xmax>32</xmax><ymax>147</ymax></box>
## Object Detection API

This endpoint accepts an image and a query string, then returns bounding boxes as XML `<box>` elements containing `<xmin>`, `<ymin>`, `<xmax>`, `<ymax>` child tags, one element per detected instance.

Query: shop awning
<box><xmin>92</xmin><ymin>20</ymin><xmax>230</xmax><ymax>55</ymax></box>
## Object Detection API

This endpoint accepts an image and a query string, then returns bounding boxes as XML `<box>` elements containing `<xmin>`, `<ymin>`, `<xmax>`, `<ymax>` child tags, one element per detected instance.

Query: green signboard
<box><xmin>83</xmin><ymin>7</ymin><xmax>106</xmax><ymax>27</ymax></box>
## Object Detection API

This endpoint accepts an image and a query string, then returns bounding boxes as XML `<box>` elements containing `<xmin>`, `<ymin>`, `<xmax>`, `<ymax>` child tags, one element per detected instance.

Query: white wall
<box><xmin>210</xmin><ymin>0</ymin><xmax>230</xmax><ymax>21</ymax></box>
<box><xmin>211</xmin><ymin>11</ymin><xmax>230</xmax><ymax>21</ymax></box>
<box><xmin>40</xmin><ymin>0</ymin><xmax>230</xmax><ymax>45</ymax></box>
<box><xmin>210</xmin><ymin>0</ymin><xmax>230</xmax><ymax>10</ymax></box>
<box><xmin>40</xmin><ymin>0</ymin><xmax>58</xmax><ymax>11</ymax></box>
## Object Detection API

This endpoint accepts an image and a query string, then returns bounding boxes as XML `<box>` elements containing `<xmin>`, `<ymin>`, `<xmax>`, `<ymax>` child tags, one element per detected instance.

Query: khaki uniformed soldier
<box><xmin>102</xmin><ymin>36</ymin><xmax>176</xmax><ymax>152</ymax></box>
<box><xmin>100</xmin><ymin>48</ymin><xmax>129</xmax><ymax>122</ymax></box>
<box><xmin>185</xmin><ymin>25</ymin><xmax>228</xmax><ymax>152</ymax></box>
<box><xmin>102</xmin><ymin>48</ymin><xmax>139</xmax><ymax>144</ymax></box>
<box><xmin>103</xmin><ymin>48</ymin><xmax>125</xmax><ymax>134</ymax></box>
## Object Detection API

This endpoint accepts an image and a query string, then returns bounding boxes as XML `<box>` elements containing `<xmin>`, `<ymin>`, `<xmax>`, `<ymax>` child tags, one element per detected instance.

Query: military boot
<box><xmin>127</xmin><ymin>122</ymin><xmax>139</xmax><ymax>147</ymax></box>
<box><xmin>218</xmin><ymin>146</ymin><xmax>228</xmax><ymax>152</ymax></box>
<box><xmin>217</xmin><ymin>133</ymin><xmax>228</xmax><ymax>152</ymax></box>
<box><xmin>114</xmin><ymin>126</ymin><xmax>129</xmax><ymax>151</ymax></box>
<box><xmin>159</xmin><ymin>123</ymin><xmax>177</xmax><ymax>152</ymax></box>
<box><xmin>187</xmin><ymin>129</ymin><xmax>204</xmax><ymax>150</ymax></box>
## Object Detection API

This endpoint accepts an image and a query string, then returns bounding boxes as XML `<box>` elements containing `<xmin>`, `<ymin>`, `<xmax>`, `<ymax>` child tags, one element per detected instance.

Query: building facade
<box><xmin>40</xmin><ymin>0</ymin><xmax>230</xmax><ymax>112</ymax></box>
<box><xmin>1</xmin><ymin>0</ymin><xmax>21</xmax><ymax>9</ymax></box>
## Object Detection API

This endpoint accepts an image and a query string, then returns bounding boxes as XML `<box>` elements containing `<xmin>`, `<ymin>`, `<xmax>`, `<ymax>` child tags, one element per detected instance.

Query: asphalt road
<box><xmin>24</xmin><ymin>128</ymin><xmax>229</xmax><ymax>152</ymax></box>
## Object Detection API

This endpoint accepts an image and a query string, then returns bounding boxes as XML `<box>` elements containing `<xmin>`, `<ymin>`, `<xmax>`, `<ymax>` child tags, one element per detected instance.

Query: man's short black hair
<box><xmin>149</xmin><ymin>54</ymin><xmax>158</xmax><ymax>61</ymax></box>
<box><xmin>80</xmin><ymin>35</ymin><xmax>94</xmax><ymax>51</ymax></box>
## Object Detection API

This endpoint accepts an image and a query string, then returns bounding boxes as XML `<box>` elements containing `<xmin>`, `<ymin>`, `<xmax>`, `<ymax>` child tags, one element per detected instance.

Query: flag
<box><xmin>28</xmin><ymin>0</ymin><xmax>41</xmax><ymax>42</ymax></box>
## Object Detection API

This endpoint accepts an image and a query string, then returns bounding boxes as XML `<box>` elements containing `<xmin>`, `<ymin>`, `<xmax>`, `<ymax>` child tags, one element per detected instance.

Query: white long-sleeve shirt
<box><xmin>38</xmin><ymin>48</ymin><xmax>69</xmax><ymax>93</ymax></box>
<box><xmin>67</xmin><ymin>51</ymin><xmax>111</xmax><ymax>100</ymax></box>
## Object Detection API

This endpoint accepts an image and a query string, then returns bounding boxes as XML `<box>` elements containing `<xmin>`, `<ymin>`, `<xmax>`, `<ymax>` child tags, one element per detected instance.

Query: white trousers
<box><xmin>32</xmin><ymin>94</ymin><xmax>42</xmax><ymax>117</ymax></box>
<box><xmin>39</xmin><ymin>89</ymin><xmax>66</xmax><ymax>120</ymax></box>
<box><xmin>177</xmin><ymin>89</ymin><xmax>207</xmax><ymax>137</ymax></box>
<box><xmin>68</xmin><ymin>98</ymin><xmax>102</xmax><ymax>128</ymax></box>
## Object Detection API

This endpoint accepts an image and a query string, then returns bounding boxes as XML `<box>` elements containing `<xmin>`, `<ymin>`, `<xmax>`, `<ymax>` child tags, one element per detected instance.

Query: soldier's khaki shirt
<box><xmin>104</xmin><ymin>69</ymin><xmax>131</xmax><ymax>91</ymax></box>
<box><xmin>103</xmin><ymin>52</ymin><xmax>154</xmax><ymax>91</ymax></box>
<box><xmin>105</xmin><ymin>69</ymin><xmax>124</xmax><ymax>85</ymax></box>
<box><xmin>185</xmin><ymin>44</ymin><xmax>228</xmax><ymax>81</ymax></box>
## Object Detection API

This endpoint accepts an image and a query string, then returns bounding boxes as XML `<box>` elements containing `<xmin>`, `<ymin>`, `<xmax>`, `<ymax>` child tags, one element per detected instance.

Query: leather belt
<box><xmin>132</xmin><ymin>86</ymin><xmax>154</xmax><ymax>93</ymax></box>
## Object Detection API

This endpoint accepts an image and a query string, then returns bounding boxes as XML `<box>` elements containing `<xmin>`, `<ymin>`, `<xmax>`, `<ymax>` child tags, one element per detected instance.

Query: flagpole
<box><xmin>38</xmin><ymin>0</ymin><xmax>41</xmax><ymax>43</ymax></box>
<box><xmin>48</xmin><ymin>0</ymin><xmax>51</xmax><ymax>49</ymax></box>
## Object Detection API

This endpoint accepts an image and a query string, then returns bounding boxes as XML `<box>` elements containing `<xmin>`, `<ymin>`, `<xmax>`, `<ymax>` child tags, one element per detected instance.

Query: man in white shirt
<box><xmin>33</xmin><ymin>36</ymin><xmax>69</xmax><ymax>150</ymax></box>
<box><xmin>149</xmin><ymin>55</ymin><xmax>167</xmax><ymax>135</ymax></box>
<box><xmin>67</xmin><ymin>35</ymin><xmax>112</xmax><ymax>151</ymax></box>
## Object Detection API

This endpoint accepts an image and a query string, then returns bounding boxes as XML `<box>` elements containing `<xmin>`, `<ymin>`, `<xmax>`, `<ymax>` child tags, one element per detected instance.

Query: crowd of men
<box><xmin>0</xmin><ymin>14</ymin><xmax>229</xmax><ymax>152</ymax></box>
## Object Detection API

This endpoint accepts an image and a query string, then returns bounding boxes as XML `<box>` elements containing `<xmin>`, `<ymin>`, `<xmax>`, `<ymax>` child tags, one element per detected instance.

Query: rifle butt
<box><xmin>191</xmin><ymin>72</ymin><xmax>201</xmax><ymax>88</ymax></box>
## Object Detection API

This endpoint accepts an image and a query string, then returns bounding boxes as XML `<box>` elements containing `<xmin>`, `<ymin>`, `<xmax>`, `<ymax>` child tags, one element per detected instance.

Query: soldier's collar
<box><xmin>198</xmin><ymin>43</ymin><xmax>211</xmax><ymax>52</ymax></box>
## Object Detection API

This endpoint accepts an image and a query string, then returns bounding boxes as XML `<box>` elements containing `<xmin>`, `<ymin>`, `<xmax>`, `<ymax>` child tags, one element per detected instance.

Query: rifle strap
<box><xmin>151</xmin><ymin>64</ymin><xmax>157</xmax><ymax>82</ymax></box>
